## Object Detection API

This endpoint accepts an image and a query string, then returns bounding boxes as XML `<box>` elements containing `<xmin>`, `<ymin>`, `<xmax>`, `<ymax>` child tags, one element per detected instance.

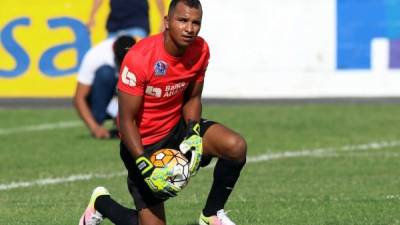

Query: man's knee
<box><xmin>94</xmin><ymin>65</ymin><xmax>116</xmax><ymax>84</ymax></box>
<box><xmin>225</xmin><ymin>134</ymin><xmax>247</xmax><ymax>162</ymax></box>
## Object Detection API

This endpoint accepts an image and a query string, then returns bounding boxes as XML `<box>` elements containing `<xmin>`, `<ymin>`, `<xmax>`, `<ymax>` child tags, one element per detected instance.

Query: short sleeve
<box><xmin>77</xmin><ymin>49</ymin><xmax>98</xmax><ymax>85</ymax></box>
<box><xmin>77</xmin><ymin>39</ymin><xmax>114</xmax><ymax>85</ymax></box>
<box><xmin>117</xmin><ymin>49</ymin><xmax>147</xmax><ymax>96</ymax></box>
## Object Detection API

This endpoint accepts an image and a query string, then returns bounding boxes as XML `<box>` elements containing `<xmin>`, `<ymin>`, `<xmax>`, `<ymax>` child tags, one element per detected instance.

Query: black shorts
<box><xmin>119</xmin><ymin>118</ymin><xmax>216</xmax><ymax>210</ymax></box>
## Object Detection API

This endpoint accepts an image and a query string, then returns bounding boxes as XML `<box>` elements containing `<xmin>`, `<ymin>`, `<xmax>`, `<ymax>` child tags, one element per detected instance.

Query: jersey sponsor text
<box><xmin>163</xmin><ymin>82</ymin><xmax>186</xmax><ymax>97</ymax></box>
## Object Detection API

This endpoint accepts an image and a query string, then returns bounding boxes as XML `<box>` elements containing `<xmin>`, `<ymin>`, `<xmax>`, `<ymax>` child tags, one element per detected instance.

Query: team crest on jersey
<box><xmin>154</xmin><ymin>60</ymin><xmax>168</xmax><ymax>76</ymax></box>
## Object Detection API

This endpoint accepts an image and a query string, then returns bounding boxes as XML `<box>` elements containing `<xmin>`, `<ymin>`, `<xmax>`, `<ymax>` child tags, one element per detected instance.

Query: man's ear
<box><xmin>164</xmin><ymin>16</ymin><xmax>169</xmax><ymax>30</ymax></box>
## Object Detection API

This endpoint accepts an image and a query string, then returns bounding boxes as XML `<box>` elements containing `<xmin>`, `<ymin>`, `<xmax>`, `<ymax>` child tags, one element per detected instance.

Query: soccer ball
<box><xmin>150</xmin><ymin>148</ymin><xmax>190</xmax><ymax>189</ymax></box>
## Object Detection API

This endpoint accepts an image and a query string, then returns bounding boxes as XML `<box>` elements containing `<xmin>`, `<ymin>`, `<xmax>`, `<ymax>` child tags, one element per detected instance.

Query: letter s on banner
<box><xmin>0</xmin><ymin>17</ymin><xmax>30</xmax><ymax>78</ymax></box>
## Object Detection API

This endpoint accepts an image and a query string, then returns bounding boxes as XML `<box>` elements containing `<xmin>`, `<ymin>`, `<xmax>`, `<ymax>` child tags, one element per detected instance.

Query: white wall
<box><xmin>200</xmin><ymin>0</ymin><xmax>400</xmax><ymax>98</ymax></box>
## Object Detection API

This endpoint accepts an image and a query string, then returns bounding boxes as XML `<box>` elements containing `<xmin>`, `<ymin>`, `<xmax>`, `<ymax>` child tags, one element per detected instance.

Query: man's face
<box><xmin>165</xmin><ymin>2</ymin><xmax>202</xmax><ymax>48</ymax></box>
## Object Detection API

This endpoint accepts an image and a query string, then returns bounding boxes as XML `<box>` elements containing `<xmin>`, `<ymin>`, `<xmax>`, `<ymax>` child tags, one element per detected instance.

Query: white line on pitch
<box><xmin>0</xmin><ymin>140</ymin><xmax>399</xmax><ymax>191</ymax></box>
<box><xmin>245</xmin><ymin>140</ymin><xmax>400</xmax><ymax>163</ymax></box>
<box><xmin>0</xmin><ymin>172</ymin><xmax>126</xmax><ymax>191</ymax></box>
<box><xmin>0</xmin><ymin>121</ymin><xmax>83</xmax><ymax>135</ymax></box>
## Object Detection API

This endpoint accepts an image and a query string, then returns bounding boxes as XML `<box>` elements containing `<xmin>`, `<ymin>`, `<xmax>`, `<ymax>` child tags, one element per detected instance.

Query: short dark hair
<box><xmin>113</xmin><ymin>35</ymin><xmax>136</xmax><ymax>66</ymax></box>
<box><xmin>168</xmin><ymin>0</ymin><xmax>202</xmax><ymax>16</ymax></box>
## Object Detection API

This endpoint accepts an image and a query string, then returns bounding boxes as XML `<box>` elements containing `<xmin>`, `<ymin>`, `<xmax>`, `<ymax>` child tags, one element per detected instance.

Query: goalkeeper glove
<box><xmin>179</xmin><ymin>120</ymin><xmax>202</xmax><ymax>177</ymax></box>
<box><xmin>135</xmin><ymin>155</ymin><xmax>181</xmax><ymax>199</ymax></box>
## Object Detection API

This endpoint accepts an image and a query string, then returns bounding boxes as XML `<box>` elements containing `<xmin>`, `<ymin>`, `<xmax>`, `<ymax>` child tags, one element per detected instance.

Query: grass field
<box><xmin>1</xmin><ymin>103</ymin><xmax>400</xmax><ymax>225</ymax></box>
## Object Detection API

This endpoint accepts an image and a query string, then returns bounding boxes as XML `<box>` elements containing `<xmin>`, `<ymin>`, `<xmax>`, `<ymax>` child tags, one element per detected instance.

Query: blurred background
<box><xmin>1</xmin><ymin>0</ymin><xmax>400</xmax><ymax>100</ymax></box>
<box><xmin>0</xmin><ymin>0</ymin><xmax>166</xmax><ymax>98</ymax></box>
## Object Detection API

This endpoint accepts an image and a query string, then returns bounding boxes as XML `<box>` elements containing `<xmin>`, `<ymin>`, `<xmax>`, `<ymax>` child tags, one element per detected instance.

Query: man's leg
<box><xmin>138</xmin><ymin>204</ymin><xmax>167</xmax><ymax>225</ymax></box>
<box><xmin>89</xmin><ymin>65</ymin><xmax>118</xmax><ymax>124</ymax></box>
<box><xmin>200</xmin><ymin>123</ymin><xmax>247</xmax><ymax>224</ymax></box>
<box><xmin>79</xmin><ymin>187</ymin><xmax>139</xmax><ymax>225</ymax></box>
<box><xmin>81</xmin><ymin>189</ymin><xmax>166</xmax><ymax>225</ymax></box>
<box><xmin>95</xmin><ymin>194</ymin><xmax>139</xmax><ymax>225</ymax></box>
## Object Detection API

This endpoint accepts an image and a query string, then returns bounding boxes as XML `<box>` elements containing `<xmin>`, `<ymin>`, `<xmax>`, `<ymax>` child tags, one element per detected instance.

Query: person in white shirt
<box><xmin>74</xmin><ymin>35</ymin><xmax>135</xmax><ymax>139</ymax></box>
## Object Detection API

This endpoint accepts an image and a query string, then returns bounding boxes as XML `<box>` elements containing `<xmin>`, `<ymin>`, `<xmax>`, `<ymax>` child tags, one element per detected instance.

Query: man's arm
<box><xmin>86</xmin><ymin>0</ymin><xmax>104</xmax><ymax>30</ymax></box>
<box><xmin>119</xmin><ymin>91</ymin><xmax>181</xmax><ymax>198</ymax></box>
<box><xmin>118</xmin><ymin>91</ymin><xmax>145</xmax><ymax>158</ymax></box>
<box><xmin>182</xmin><ymin>81</ymin><xmax>203</xmax><ymax>123</ymax></box>
<box><xmin>180</xmin><ymin>81</ymin><xmax>204</xmax><ymax>176</ymax></box>
<box><xmin>74</xmin><ymin>83</ymin><xmax>110</xmax><ymax>139</ymax></box>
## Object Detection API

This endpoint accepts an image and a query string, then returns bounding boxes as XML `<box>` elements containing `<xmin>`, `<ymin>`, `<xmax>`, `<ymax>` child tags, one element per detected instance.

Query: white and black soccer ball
<box><xmin>150</xmin><ymin>149</ymin><xmax>190</xmax><ymax>189</ymax></box>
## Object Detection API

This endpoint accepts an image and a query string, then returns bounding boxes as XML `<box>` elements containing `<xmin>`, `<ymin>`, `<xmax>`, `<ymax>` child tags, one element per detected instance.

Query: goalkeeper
<box><xmin>78</xmin><ymin>0</ymin><xmax>246</xmax><ymax>225</ymax></box>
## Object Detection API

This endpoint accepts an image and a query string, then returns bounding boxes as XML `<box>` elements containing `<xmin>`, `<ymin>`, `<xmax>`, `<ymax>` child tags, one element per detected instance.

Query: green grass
<box><xmin>1</xmin><ymin>103</ymin><xmax>400</xmax><ymax>225</ymax></box>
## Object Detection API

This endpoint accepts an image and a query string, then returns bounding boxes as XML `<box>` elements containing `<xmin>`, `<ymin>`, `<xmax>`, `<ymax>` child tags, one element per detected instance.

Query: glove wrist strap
<box><xmin>135</xmin><ymin>155</ymin><xmax>154</xmax><ymax>177</ymax></box>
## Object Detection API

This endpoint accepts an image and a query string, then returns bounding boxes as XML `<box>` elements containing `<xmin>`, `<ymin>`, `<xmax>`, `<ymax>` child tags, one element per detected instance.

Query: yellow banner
<box><xmin>0</xmin><ymin>0</ymin><xmax>166</xmax><ymax>97</ymax></box>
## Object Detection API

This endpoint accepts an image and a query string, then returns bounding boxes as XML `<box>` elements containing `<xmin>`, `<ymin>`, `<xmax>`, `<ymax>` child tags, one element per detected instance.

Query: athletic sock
<box><xmin>202</xmin><ymin>158</ymin><xmax>246</xmax><ymax>217</ymax></box>
<box><xmin>95</xmin><ymin>195</ymin><xmax>138</xmax><ymax>225</ymax></box>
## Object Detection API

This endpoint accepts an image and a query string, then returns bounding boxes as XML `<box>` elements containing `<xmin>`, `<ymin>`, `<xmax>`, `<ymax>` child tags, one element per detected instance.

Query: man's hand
<box><xmin>179</xmin><ymin>120</ymin><xmax>202</xmax><ymax>177</ymax></box>
<box><xmin>135</xmin><ymin>155</ymin><xmax>181</xmax><ymax>199</ymax></box>
<box><xmin>91</xmin><ymin>126</ymin><xmax>110</xmax><ymax>139</ymax></box>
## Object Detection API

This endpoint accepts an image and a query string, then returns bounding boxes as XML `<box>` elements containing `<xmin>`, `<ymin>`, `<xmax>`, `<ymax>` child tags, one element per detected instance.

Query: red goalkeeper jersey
<box><xmin>118</xmin><ymin>33</ymin><xmax>210</xmax><ymax>146</ymax></box>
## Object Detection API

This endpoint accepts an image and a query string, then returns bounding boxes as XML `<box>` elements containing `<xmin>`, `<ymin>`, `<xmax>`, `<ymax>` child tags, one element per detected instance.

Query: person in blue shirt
<box><xmin>86</xmin><ymin>0</ymin><xmax>166</xmax><ymax>39</ymax></box>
